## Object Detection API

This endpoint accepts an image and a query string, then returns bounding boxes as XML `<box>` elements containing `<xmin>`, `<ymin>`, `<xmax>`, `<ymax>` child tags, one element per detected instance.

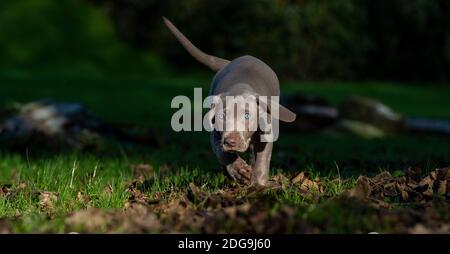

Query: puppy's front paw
<box><xmin>226</xmin><ymin>157</ymin><xmax>252</xmax><ymax>184</ymax></box>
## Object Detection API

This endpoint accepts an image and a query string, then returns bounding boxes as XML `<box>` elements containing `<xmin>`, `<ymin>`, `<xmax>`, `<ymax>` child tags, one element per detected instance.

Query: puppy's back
<box><xmin>211</xmin><ymin>55</ymin><xmax>280</xmax><ymax>97</ymax></box>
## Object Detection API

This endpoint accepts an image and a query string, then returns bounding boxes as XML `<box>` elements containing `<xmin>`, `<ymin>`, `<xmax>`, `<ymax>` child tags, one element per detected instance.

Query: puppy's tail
<box><xmin>163</xmin><ymin>17</ymin><xmax>230</xmax><ymax>72</ymax></box>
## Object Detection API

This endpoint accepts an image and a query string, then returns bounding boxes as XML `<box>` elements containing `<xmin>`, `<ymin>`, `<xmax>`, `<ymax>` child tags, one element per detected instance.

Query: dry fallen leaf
<box><xmin>405</xmin><ymin>166</ymin><xmax>422</xmax><ymax>183</ymax></box>
<box><xmin>347</xmin><ymin>166</ymin><xmax>450</xmax><ymax>208</ymax></box>
<box><xmin>291</xmin><ymin>172</ymin><xmax>322</xmax><ymax>193</ymax></box>
<box><xmin>447</xmin><ymin>181</ymin><xmax>450</xmax><ymax>198</ymax></box>
<box><xmin>125</xmin><ymin>185</ymin><xmax>158</xmax><ymax>208</ymax></box>
<box><xmin>0</xmin><ymin>185</ymin><xmax>12</xmax><ymax>198</ymax></box>
<box><xmin>36</xmin><ymin>191</ymin><xmax>59</xmax><ymax>213</ymax></box>
<box><xmin>436</xmin><ymin>166</ymin><xmax>450</xmax><ymax>179</ymax></box>
<box><xmin>77</xmin><ymin>192</ymin><xmax>92</xmax><ymax>205</ymax></box>
<box><xmin>300</xmin><ymin>178</ymin><xmax>320</xmax><ymax>192</ymax></box>
<box><xmin>347</xmin><ymin>176</ymin><xmax>372</xmax><ymax>200</ymax></box>
<box><xmin>17</xmin><ymin>182</ymin><xmax>27</xmax><ymax>190</ymax></box>
<box><xmin>102</xmin><ymin>184</ymin><xmax>113</xmax><ymax>196</ymax></box>
<box><xmin>291</xmin><ymin>172</ymin><xmax>306</xmax><ymax>185</ymax></box>
<box><xmin>268</xmin><ymin>173</ymin><xmax>290</xmax><ymax>190</ymax></box>
<box><xmin>189</xmin><ymin>182</ymin><xmax>202</xmax><ymax>197</ymax></box>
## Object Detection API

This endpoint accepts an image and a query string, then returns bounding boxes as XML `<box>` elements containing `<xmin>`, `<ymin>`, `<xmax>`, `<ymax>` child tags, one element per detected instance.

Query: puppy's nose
<box><xmin>224</xmin><ymin>137</ymin><xmax>237</xmax><ymax>147</ymax></box>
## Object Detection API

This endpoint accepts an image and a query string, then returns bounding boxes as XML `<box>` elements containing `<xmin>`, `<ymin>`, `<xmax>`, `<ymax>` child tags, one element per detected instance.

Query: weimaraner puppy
<box><xmin>163</xmin><ymin>17</ymin><xmax>296</xmax><ymax>186</ymax></box>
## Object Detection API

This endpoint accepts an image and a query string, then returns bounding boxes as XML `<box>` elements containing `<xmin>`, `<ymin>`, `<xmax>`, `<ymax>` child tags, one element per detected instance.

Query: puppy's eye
<box><xmin>217</xmin><ymin>112</ymin><xmax>225</xmax><ymax>120</ymax></box>
<box><xmin>244</xmin><ymin>112</ymin><xmax>251</xmax><ymax>119</ymax></box>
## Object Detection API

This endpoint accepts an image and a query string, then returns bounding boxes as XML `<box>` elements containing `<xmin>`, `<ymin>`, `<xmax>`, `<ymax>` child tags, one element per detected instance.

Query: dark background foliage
<box><xmin>86</xmin><ymin>0</ymin><xmax>450</xmax><ymax>82</ymax></box>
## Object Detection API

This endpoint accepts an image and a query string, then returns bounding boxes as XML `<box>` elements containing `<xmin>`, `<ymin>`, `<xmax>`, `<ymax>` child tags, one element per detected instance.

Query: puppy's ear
<box><xmin>257</xmin><ymin>97</ymin><xmax>296</xmax><ymax>123</ymax></box>
<box><xmin>277</xmin><ymin>104</ymin><xmax>297</xmax><ymax>122</ymax></box>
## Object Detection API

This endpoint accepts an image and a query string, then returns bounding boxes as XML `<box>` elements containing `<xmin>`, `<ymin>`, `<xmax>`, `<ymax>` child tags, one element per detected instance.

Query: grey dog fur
<box><xmin>163</xmin><ymin>17</ymin><xmax>296</xmax><ymax>186</ymax></box>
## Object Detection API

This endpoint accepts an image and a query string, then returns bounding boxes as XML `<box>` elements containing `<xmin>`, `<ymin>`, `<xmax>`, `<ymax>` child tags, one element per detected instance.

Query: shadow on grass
<box><xmin>1</xmin><ymin>128</ymin><xmax>449</xmax><ymax>180</ymax></box>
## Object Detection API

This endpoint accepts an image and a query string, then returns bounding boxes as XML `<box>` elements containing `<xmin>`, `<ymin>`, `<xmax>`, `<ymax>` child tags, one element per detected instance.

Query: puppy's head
<box><xmin>207</xmin><ymin>92</ymin><xmax>296</xmax><ymax>153</ymax></box>
<box><xmin>217</xmin><ymin>94</ymin><xmax>258</xmax><ymax>152</ymax></box>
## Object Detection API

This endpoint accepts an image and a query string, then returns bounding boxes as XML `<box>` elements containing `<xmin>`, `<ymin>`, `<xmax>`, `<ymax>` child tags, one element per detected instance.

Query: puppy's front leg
<box><xmin>250</xmin><ymin>142</ymin><xmax>273</xmax><ymax>186</ymax></box>
<box><xmin>210</xmin><ymin>132</ymin><xmax>251</xmax><ymax>183</ymax></box>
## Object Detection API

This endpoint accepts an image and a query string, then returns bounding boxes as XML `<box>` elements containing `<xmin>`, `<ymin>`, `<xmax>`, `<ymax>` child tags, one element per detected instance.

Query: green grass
<box><xmin>0</xmin><ymin>153</ymin><xmax>379</xmax><ymax>233</ymax></box>
<box><xmin>1</xmin><ymin>0</ymin><xmax>448</xmax><ymax>233</ymax></box>
<box><xmin>0</xmin><ymin>72</ymin><xmax>449</xmax><ymax>233</ymax></box>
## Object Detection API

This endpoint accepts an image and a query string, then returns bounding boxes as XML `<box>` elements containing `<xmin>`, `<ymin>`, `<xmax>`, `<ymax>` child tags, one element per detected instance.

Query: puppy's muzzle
<box><xmin>222</xmin><ymin>132</ymin><xmax>247</xmax><ymax>152</ymax></box>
